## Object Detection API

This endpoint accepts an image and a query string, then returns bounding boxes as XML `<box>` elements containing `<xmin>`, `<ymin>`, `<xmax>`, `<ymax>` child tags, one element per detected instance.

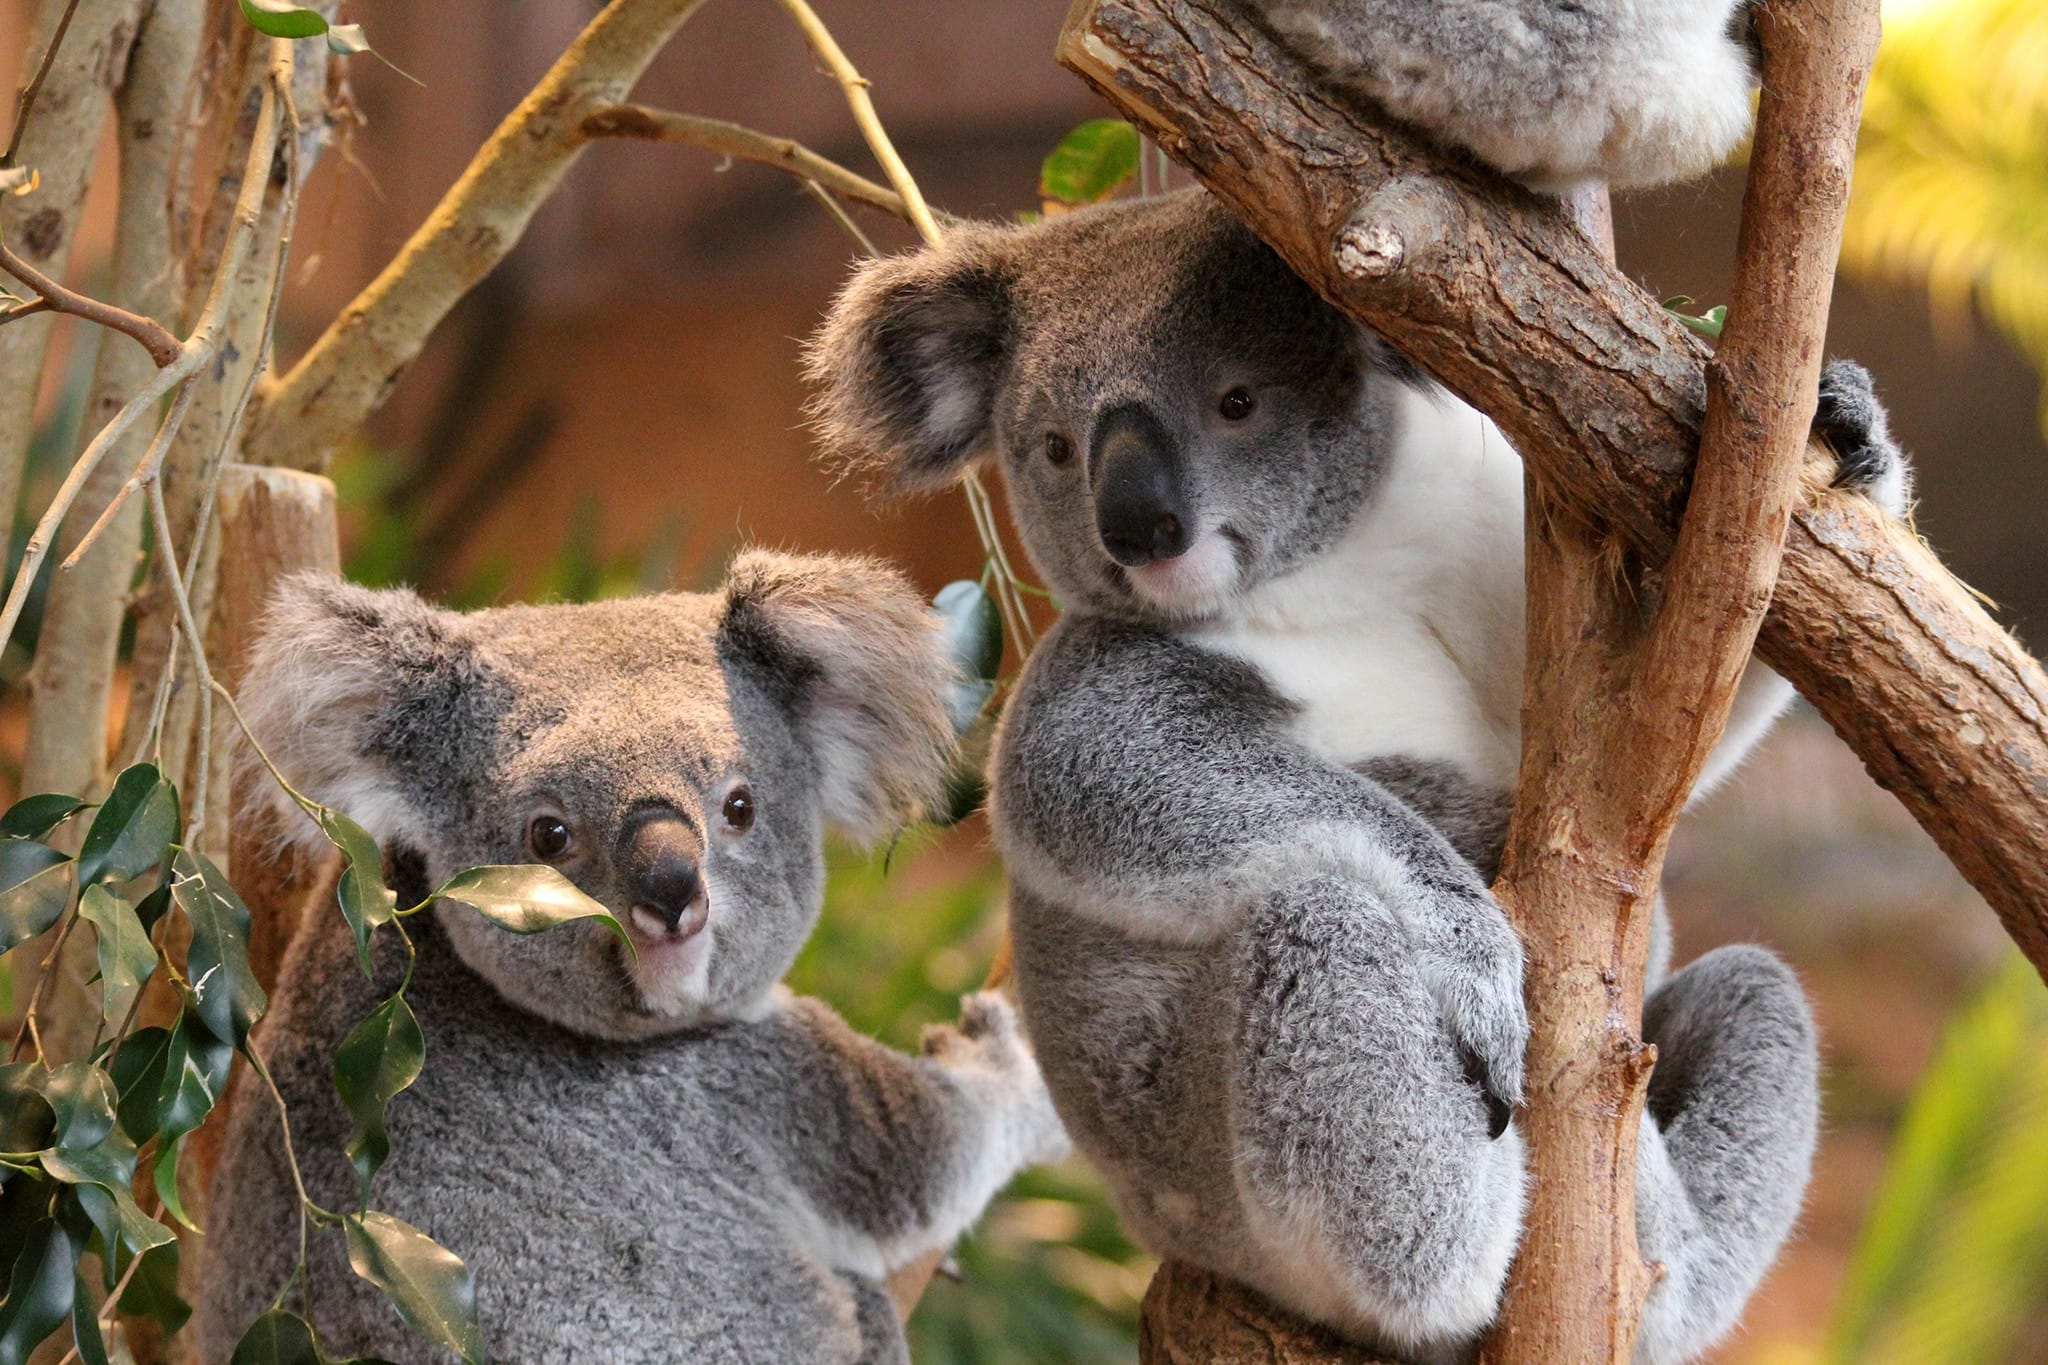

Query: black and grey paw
<box><xmin>1813</xmin><ymin>359</ymin><xmax>1911</xmax><ymax>514</ymax></box>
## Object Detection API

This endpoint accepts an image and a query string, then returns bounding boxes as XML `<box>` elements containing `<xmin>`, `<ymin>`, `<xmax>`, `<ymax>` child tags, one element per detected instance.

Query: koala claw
<box><xmin>1459</xmin><ymin>1043</ymin><xmax>1516</xmax><ymax>1140</ymax></box>
<box><xmin>922</xmin><ymin>990</ymin><xmax>1024</xmax><ymax>1066</ymax></box>
<box><xmin>1814</xmin><ymin>359</ymin><xmax>1908</xmax><ymax>511</ymax></box>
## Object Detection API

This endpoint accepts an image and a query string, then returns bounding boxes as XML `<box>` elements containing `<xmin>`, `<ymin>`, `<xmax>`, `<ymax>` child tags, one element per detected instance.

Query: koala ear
<box><xmin>235</xmin><ymin>572</ymin><xmax>486</xmax><ymax>855</ymax></box>
<box><xmin>804</xmin><ymin>226</ymin><xmax>1016</xmax><ymax>494</ymax></box>
<box><xmin>718</xmin><ymin>550</ymin><xmax>958</xmax><ymax>842</ymax></box>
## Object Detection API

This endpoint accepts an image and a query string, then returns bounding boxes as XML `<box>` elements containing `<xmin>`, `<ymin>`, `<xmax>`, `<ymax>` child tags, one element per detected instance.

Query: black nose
<box><xmin>1093</xmin><ymin>404</ymin><xmax>1191</xmax><ymax>567</ymax></box>
<box><xmin>621</xmin><ymin>812</ymin><xmax>708</xmax><ymax>936</ymax></box>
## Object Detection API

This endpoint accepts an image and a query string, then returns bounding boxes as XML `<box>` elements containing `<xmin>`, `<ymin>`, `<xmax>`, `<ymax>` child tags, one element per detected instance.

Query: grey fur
<box><xmin>1247</xmin><ymin>1</ymin><xmax>1765</xmax><ymax>190</ymax></box>
<box><xmin>808</xmin><ymin>190</ymin><xmax>1907</xmax><ymax>1362</ymax></box>
<box><xmin>194</xmin><ymin>552</ymin><xmax>1066</xmax><ymax>1364</ymax></box>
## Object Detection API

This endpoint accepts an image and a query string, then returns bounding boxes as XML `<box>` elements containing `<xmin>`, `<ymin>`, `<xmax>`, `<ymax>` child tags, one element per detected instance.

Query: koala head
<box><xmin>239</xmin><ymin>551</ymin><xmax>956</xmax><ymax>1041</ymax></box>
<box><xmin>807</xmin><ymin>189</ymin><xmax>1410</xmax><ymax>624</ymax></box>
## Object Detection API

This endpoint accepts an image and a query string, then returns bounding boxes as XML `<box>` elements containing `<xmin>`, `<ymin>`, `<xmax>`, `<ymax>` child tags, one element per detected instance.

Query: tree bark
<box><xmin>1055</xmin><ymin>0</ymin><xmax>2048</xmax><ymax>981</ymax></box>
<box><xmin>1141</xmin><ymin>1263</ymin><xmax>1397</xmax><ymax>1364</ymax></box>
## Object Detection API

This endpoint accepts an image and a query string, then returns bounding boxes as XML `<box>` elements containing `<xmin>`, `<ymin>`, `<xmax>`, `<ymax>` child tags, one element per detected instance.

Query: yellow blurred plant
<box><xmin>1847</xmin><ymin>0</ymin><xmax>2048</xmax><ymax>432</ymax></box>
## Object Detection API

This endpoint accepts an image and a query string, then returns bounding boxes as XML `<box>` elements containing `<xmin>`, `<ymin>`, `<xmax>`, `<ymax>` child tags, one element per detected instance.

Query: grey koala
<box><xmin>806</xmin><ymin>189</ymin><xmax>1909</xmax><ymax>1363</ymax></box>
<box><xmin>1247</xmin><ymin>0</ymin><xmax>1766</xmax><ymax>189</ymax></box>
<box><xmin>191</xmin><ymin>551</ymin><xmax>1067</xmax><ymax>1365</ymax></box>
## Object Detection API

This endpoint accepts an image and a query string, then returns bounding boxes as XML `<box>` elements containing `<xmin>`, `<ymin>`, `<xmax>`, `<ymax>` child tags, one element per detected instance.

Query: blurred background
<box><xmin>4</xmin><ymin>0</ymin><xmax>2045</xmax><ymax>1360</ymax></box>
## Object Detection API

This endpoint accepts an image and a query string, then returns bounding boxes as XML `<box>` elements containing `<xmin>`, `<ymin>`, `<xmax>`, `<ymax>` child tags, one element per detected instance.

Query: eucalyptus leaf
<box><xmin>0</xmin><ymin>1211</ymin><xmax>79</xmax><ymax>1365</ymax></box>
<box><xmin>333</xmin><ymin>993</ymin><xmax>425</xmax><ymax>1196</ymax></box>
<box><xmin>0</xmin><ymin>840</ymin><xmax>72</xmax><ymax>954</ymax></box>
<box><xmin>107</xmin><ymin>1027</ymin><xmax>172</xmax><ymax>1144</ymax></box>
<box><xmin>325</xmin><ymin>22</ymin><xmax>370</xmax><ymax>55</ymax></box>
<box><xmin>151</xmin><ymin>1014</ymin><xmax>233</xmax><ymax>1227</ymax></box>
<box><xmin>320</xmin><ymin>809</ymin><xmax>396</xmax><ymax>978</ymax></box>
<box><xmin>36</xmin><ymin>1063</ymin><xmax>116</xmax><ymax>1153</ymax></box>
<box><xmin>932</xmin><ymin>580</ymin><xmax>1002</xmax><ymax>733</ymax></box>
<box><xmin>344</xmin><ymin>1211</ymin><xmax>485</xmax><ymax>1364</ymax></box>
<box><xmin>430</xmin><ymin>865</ymin><xmax>627</xmax><ymax>944</ymax></box>
<box><xmin>76</xmin><ymin>765</ymin><xmax>179</xmax><ymax>888</ymax></box>
<box><xmin>79</xmin><ymin>885</ymin><xmax>157</xmax><ymax>1023</ymax></box>
<box><xmin>71</xmin><ymin>1268</ymin><xmax>111</xmax><ymax>1365</ymax></box>
<box><xmin>63</xmin><ymin>1169</ymin><xmax>174</xmax><ymax>1258</ymax></box>
<box><xmin>0</xmin><ymin>1065</ymin><xmax>55</xmax><ymax>1155</ymax></box>
<box><xmin>1039</xmin><ymin>119</ymin><xmax>1139</xmax><ymax>206</ymax></box>
<box><xmin>114</xmin><ymin>1241</ymin><xmax>189</xmax><ymax>1338</ymax></box>
<box><xmin>231</xmin><ymin>1307</ymin><xmax>326</xmax><ymax>1365</ymax></box>
<box><xmin>172</xmin><ymin>848</ymin><xmax>267</xmax><ymax>1048</ymax></box>
<box><xmin>0</xmin><ymin>794</ymin><xmax>91</xmax><ymax>841</ymax></box>
<box><xmin>236</xmin><ymin>0</ymin><xmax>330</xmax><ymax>39</ymax></box>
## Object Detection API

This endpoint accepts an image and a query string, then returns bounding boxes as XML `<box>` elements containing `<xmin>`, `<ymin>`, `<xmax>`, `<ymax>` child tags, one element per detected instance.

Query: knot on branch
<box><xmin>1334</xmin><ymin>178</ymin><xmax>1450</xmax><ymax>282</ymax></box>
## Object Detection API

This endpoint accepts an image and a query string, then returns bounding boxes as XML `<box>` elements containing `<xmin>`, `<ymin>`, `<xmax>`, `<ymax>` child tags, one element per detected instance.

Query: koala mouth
<box><xmin>1119</xmin><ymin>530</ymin><xmax>1239</xmax><ymax>614</ymax></box>
<box><xmin>623</xmin><ymin>901</ymin><xmax>713</xmax><ymax>1015</ymax></box>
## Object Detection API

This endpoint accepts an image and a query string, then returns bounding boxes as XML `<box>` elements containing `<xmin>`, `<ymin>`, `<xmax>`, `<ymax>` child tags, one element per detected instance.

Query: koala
<box><xmin>191</xmin><ymin>552</ymin><xmax>1067</xmax><ymax>1365</ymax></box>
<box><xmin>807</xmin><ymin>189</ymin><xmax>1909</xmax><ymax>1363</ymax></box>
<box><xmin>1248</xmin><ymin>0</ymin><xmax>1763</xmax><ymax>190</ymax></box>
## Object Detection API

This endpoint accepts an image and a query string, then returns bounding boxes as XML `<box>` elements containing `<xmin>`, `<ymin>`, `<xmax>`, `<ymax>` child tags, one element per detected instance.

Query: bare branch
<box><xmin>0</xmin><ymin>238</ymin><xmax>183</xmax><ymax>366</ymax></box>
<box><xmin>0</xmin><ymin>0</ymin><xmax>84</xmax><ymax>168</ymax></box>
<box><xmin>241</xmin><ymin>0</ymin><xmax>717</xmax><ymax>472</ymax></box>
<box><xmin>581</xmin><ymin>104</ymin><xmax>909</xmax><ymax>221</ymax></box>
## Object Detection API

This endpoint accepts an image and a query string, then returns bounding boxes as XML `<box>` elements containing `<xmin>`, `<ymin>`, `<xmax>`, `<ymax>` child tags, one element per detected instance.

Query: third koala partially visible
<box><xmin>807</xmin><ymin>187</ymin><xmax>1908</xmax><ymax>1363</ymax></box>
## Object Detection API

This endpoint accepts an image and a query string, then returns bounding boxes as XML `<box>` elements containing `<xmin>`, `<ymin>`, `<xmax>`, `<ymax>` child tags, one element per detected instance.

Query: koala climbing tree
<box><xmin>1048</xmin><ymin>0</ymin><xmax>2048</xmax><ymax>1362</ymax></box>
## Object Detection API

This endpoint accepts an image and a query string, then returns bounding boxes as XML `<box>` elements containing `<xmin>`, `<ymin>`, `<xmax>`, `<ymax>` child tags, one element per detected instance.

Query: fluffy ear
<box><xmin>235</xmin><ymin>572</ymin><xmax>489</xmax><ymax>855</ymax></box>
<box><xmin>718</xmin><ymin>550</ymin><xmax>958</xmax><ymax>842</ymax></box>
<box><xmin>804</xmin><ymin>225</ymin><xmax>1016</xmax><ymax>494</ymax></box>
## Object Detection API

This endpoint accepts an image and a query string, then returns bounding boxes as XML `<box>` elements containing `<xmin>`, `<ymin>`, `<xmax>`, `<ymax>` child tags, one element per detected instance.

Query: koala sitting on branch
<box><xmin>807</xmin><ymin>184</ymin><xmax>1907</xmax><ymax>1362</ymax></box>
<box><xmin>192</xmin><ymin>552</ymin><xmax>1066</xmax><ymax>1365</ymax></box>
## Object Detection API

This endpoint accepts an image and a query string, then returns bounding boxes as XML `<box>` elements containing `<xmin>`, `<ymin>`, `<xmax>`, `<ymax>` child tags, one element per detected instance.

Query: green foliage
<box><xmin>343</xmin><ymin>1212</ymin><xmax>485</xmax><ymax>1365</ymax></box>
<box><xmin>1662</xmin><ymin>296</ymin><xmax>1728</xmax><ymax>341</ymax></box>
<box><xmin>1844</xmin><ymin>0</ymin><xmax>2048</xmax><ymax>433</ymax></box>
<box><xmin>935</xmin><ymin>579</ymin><xmax>1003</xmax><ymax>733</ymax></box>
<box><xmin>332</xmin><ymin>993</ymin><xmax>426</xmax><ymax>1197</ymax></box>
<box><xmin>1040</xmin><ymin>119</ymin><xmax>1141</xmax><ymax>206</ymax></box>
<box><xmin>424</xmin><ymin>864</ymin><xmax>628</xmax><ymax>942</ymax></box>
<box><xmin>235</xmin><ymin>1</ymin><xmax>415</xmax><ymax>79</ymax></box>
<box><xmin>1823</xmin><ymin>953</ymin><xmax>2048</xmax><ymax>1364</ymax></box>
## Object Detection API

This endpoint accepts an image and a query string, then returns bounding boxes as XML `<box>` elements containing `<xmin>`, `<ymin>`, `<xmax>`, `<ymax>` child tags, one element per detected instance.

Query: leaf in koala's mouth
<box><xmin>427</xmin><ymin>864</ymin><xmax>634</xmax><ymax>954</ymax></box>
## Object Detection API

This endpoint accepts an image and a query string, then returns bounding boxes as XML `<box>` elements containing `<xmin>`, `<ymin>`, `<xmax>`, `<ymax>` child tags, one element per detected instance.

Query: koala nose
<box><xmin>621</xmin><ymin>812</ymin><xmax>708</xmax><ymax>940</ymax></box>
<box><xmin>1093</xmin><ymin>404</ymin><xmax>1191</xmax><ymax>567</ymax></box>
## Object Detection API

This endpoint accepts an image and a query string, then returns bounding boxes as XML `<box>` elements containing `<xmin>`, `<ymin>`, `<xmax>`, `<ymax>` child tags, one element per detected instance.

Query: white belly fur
<box><xmin>1192</xmin><ymin>384</ymin><xmax>1528</xmax><ymax>790</ymax></box>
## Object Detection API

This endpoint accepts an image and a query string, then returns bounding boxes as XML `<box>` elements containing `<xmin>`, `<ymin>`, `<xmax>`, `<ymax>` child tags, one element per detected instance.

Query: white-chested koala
<box><xmin>806</xmin><ymin>189</ymin><xmax>1909</xmax><ymax>1364</ymax></box>
<box><xmin>1247</xmin><ymin>1</ymin><xmax>1766</xmax><ymax>190</ymax></box>
<box><xmin>191</xmin><ymin>552</ymin><xmax>1067</xmax><ymax>1365</ymax></box>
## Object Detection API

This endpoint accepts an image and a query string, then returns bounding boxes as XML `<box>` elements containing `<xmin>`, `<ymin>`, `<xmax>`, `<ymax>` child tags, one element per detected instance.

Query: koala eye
<box><xmin>527</xmin><ymin>815</ymin><xmax>573</xmax><ymax>862</ymax></box>
<box><xmin>1218</xmin><ymin>387</ymin><xmax>1257</xmax><ymax>422</ymax></box>
<box><xmin>721</xmin><ymin>786</ymin><xmax>756</xmax><ymax>835</ymax></box>
<box><xmin>1044</xmin><ymin>432</ymin><xmax>1074</xmax><ymax>467</ymax></box>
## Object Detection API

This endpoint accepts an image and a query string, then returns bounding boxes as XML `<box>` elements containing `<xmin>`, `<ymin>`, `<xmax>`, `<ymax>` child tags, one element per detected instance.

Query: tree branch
<box><xmin>239</xmin><ymin>0</ymin><xmax>716</xmax><ymax>472</ymax></box>
<box><xmin>1056</xmin><ymin>0</ymin><xmax>2048</xmax><ymax>979</ymax></box>
<box><xmin>580</xmin><ymin>104</ymin><xmax>910</xmax><ymax>221</ymax></box>
<box><xmin>0</xmin><ymin>238</ymin><xmax>183</xmax><ymax>366</ymax></box>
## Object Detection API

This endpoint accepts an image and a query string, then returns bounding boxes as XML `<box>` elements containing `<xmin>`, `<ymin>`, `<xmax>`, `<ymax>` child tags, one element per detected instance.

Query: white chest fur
<box><xmin>1191</xmin><ymin>385</ymin><xmax>1528</xmax><ymax>791</ymax></box>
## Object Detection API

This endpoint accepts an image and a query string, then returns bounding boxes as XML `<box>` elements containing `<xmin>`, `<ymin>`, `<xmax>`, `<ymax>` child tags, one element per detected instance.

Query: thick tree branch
<box><xmin>239</xmin><ymin>0</ymin><xmax>715</xmax><ymax>472</ymax></box>
<box><xmin>581</xmin><ymin>104</ymin><xmax>910</xmax><ymax>221</ymax></box>
<box><xmin>1056</xmin><ymin>0</ymin><xmax>2048</xmax><ymax>978</ymax></box>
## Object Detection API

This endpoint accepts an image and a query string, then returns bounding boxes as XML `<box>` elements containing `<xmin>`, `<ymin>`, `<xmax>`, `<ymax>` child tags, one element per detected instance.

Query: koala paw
<box><xmin>1421</xmin><ymin>913</ymin><xmax>1529</xmax><ymax>1139</ymax></box>
<box><xmin>923</xmin><ymin>992</ymin><xmax>1069</xmax><ymax>1164</ymax></box>
<box><xmin>1814</xmin><ymin>359</ymin><xmax>1911</xmax><ymax>515</ymax></box>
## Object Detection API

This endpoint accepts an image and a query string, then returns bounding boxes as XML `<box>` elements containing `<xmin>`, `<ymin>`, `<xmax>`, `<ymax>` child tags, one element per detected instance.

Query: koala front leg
<box><xmin>774</xmin><ymin>995</ymin><xmax>1066</xmax><ymax>1277</ymax></box>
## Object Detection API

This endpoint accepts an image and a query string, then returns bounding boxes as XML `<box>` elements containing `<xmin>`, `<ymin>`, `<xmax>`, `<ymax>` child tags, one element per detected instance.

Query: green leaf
<box><xmin>933</xmin><ymin>580</ymin><xmax>1002</xmax><ymax>732</ymax></box>
<box><xmin>236</xmin><ymin>0</ymin><xmax>330</xmax><ymax>39</ymax></box>
<box><xmin>61</xmin><ymin>1169</ymin><xmax>174</xmax><ymax>1259</ymax></box>
<box><xmin>320</xmin><ymin>809</ymin><xmax>396</xmax><ymax>978</ymax></box>
<box><xmin>231</xmin><ymin>1307</ymin><xmax>326</xmax><ymax>1365</ymax></box>
<box><xmin>79</xmin><ymin>885</ymin><xmax>157</xmax><ymax>1023</ymax></box>
<box><xmin>171</xmin><ymin>848</ymin><xmax>267</xmax><ymax>1048</ymax></box>
<box><xmin>0</xmin><ymin>1209</ymin><xmax>79</xmax><ymax>1365</ymax></box>
<box><xmin>114</xmin><ymin>1241</ymin><xmax>189</xmax><ymax>1338</ymax></box>
<box><xmin>0</xmin><ymin>1066</ymin><xmax>55</xmax><ymax>1155</ymax></box>
<box><xmin>76</xmin><ymin>764</ymin><xmax>179</xmax><ymax>888</ymax></box>
<box><xmin>325</xmin><ymin>22</ymin><xmax>369</xmax><ymax>55</ymax></box>
<box><xmin>1662</xmin><ymin>296</ymin><xmax>1728</xmax><ymax>341</ymax></box>
<box><xmin>107</xmin><ymin>1027</ymin><xmax>172</xmax><ymax>1143</ymax></box>
<box><xmin>37</xmin><ymin>1063</ymin><xmax>116</xmax><ymax>1153</ymax></box>
<box><xmin>332</xmin><ymin>993</ymin><xmax>425</xmax><ymax>1197</ymax></box>
<box><xmin>150</xmin><ymin>1014</ymin><xmax>233</xmax><ymax>1228</ymax></box>
<box><xmin>429</xmin><ymin>865</ymin><xmax>628</xmax><ymax>944</ymax></box>
<box><xmin>1039</xmin><ymin>119</ymin><xmax>1140</xmax><ymax>206</ymax></box>
<box><xmin>0</xmin><ymin>795</ymin><xmax>91</xmax><ymax>841</ymax></box>
<box><xmin>0</xmin><ymin>840</ymin><xmax>72</xmax><ymax>954</ymax></box>
<box><xmin>344</xmin><ymin>1211</ymin><xmax>485</xmax><ymax>1365</ymax></box>
<box><xmin>71</xmin><ymin>1269</ymin><xmax>111</xmax><ymax>1365</ymax></box>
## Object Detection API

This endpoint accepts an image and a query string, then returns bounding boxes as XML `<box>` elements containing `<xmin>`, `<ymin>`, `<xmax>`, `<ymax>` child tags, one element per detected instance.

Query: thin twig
<box><xmin>582</xmin><ymin>104</ymin><xmax>910</xmax><ymax>221</ymax></box>
<box><xmin>1</xmin><ymin>0</ymin><xmax>85</xmax><ymax>168</ymax></box>
<box><xmin>0</xmin><ymin>298</ymin><xmax>53</xmax><ymax>325</ymax></box>
<box><xmin>0</xmin><ymin>239</ymin><xmax>182</xmax><ymax>367</ymax></box>
<box><xmin>768</xmin><ymin>0</ymin><xmax>942</xmax><ymax>245</ymax></box>
<box><xmin>804</xmin><ymin>178</ymin><xmax>879</xmax><ymax>255</ymax></box>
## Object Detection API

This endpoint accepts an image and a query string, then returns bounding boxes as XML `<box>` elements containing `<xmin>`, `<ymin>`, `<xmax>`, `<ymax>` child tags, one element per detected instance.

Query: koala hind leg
<box><xmin>1232</xmin><ymin>875</ymin><xmax>1525</xmax><ymax>1352</ymax></box>
<box><xmin>1633</xmin><ymin>945</ymin><xmax>1820</xmax><ymax>1365</ymax></box>
<box><xmin>838</xmin><ymin>1272</ymin><xmax>910</xmax><ymax>1365</ymax></box>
